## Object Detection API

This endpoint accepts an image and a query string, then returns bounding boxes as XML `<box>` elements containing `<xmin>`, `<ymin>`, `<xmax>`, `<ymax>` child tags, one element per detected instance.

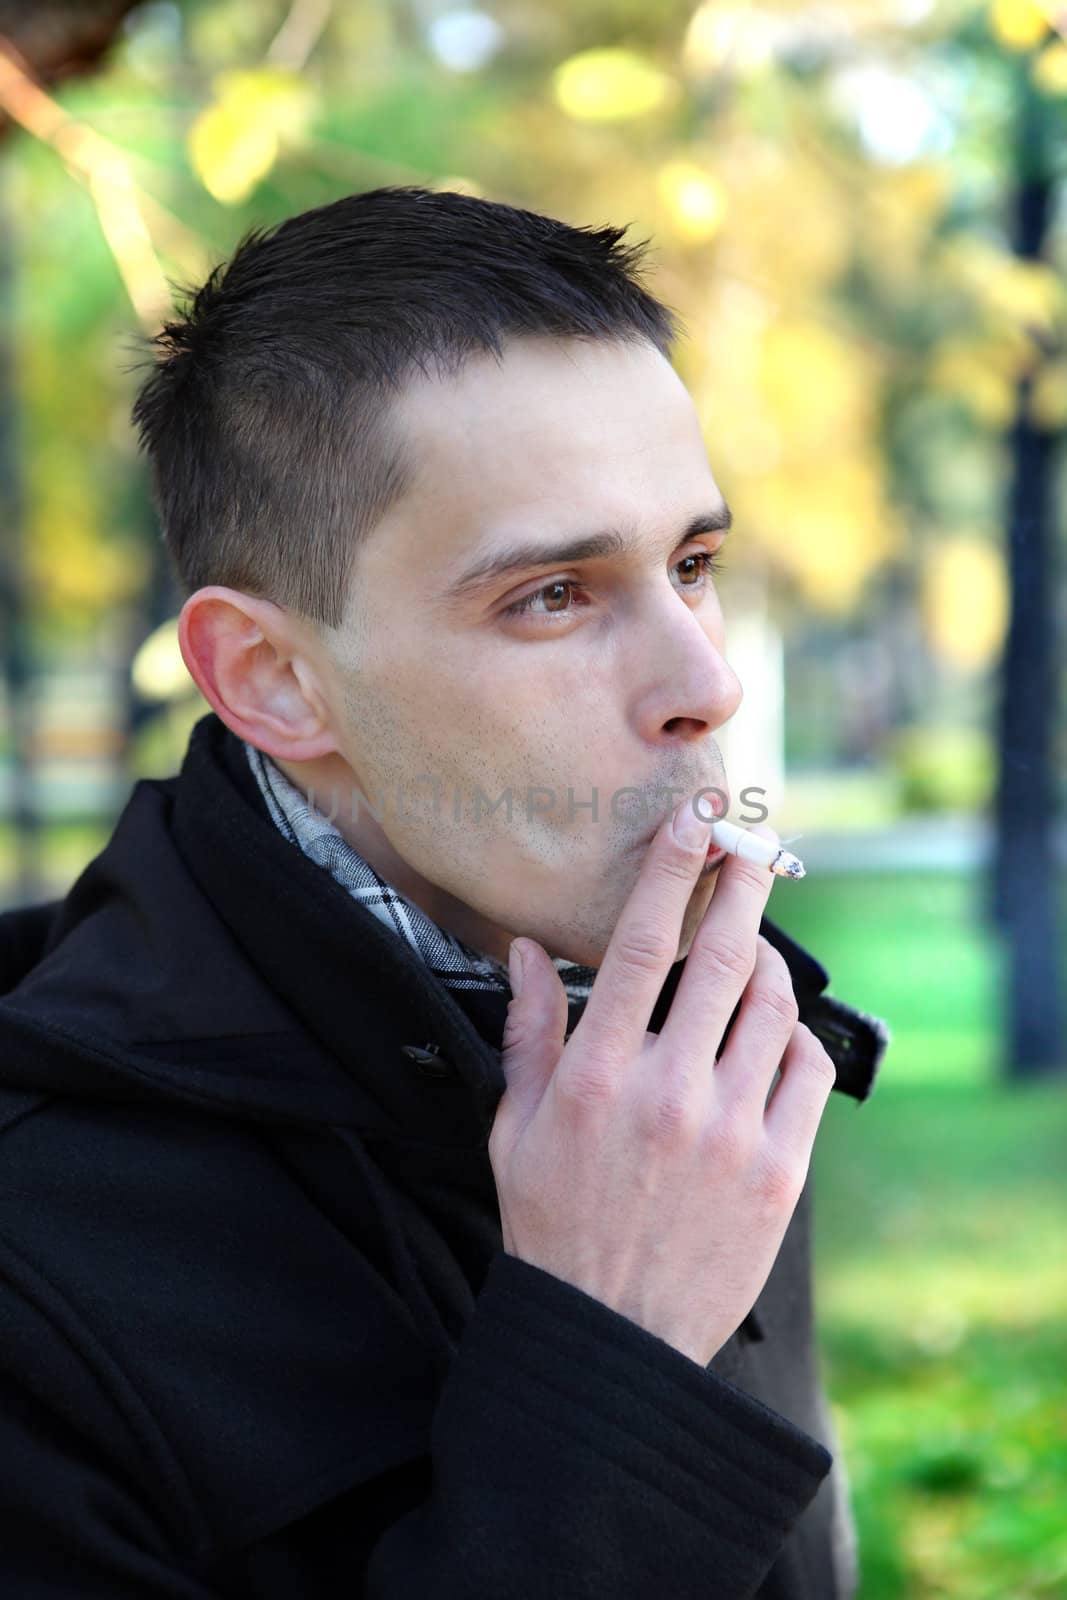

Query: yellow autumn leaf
<box><xmin>928</xmin><ymin>344</ymin><xmax>1019</xmax><ymax>428</ymax></box>
<box><xmin>883</xmin><ymin>162</ymin><xmax>950</xmax><ymax>224</ymax></box>
<box><xmin>131</xmin><ymin>618</ymin><xmax>192</xmax><ymax>703</ymax></box>
<box><xmin>189</xmin><ymin>67</ymin><xmax>313</xmax><ymax>206</ymax></box>
<box><xmin>863</xmin><ymin>167</ymin><xmax>951</xmax><ymax>291</ymax></box>
<box><xmin>190</xmin><ymin>102</ymin><xmax>279</xmax><ymax>205</ymax></box>
<box><xmin>719</xmin><ymin>153</ymin><xmax>851</xmax><ymax>292</ymax></box>
<box><xmin>212</xmin><ymin>67</ymin><xmax>313</xmax><ymax>142</ymax></box>
<box><xmin>552</xmin><ymin>48</ymin><xmax>677</xmax><ymax>123</ymax></box>
<box><xmin>940</xmin><ymin>239</ymin><xmax>1066</xmax><ymax>338</ymax></box>
<box><xmin>28</xmin><ymin>508</ymin><xmax>148</xmax><ymax>611</ymax></box>
<box><xmin>987</xmin><ymin>259</ymin><xmax>1066</xmax><ymax>334</ymax></box>
<box><xmin>656</xmin><ymin>160</ymin><xmax>727</xmax><ymax>241</ymax></box>
<box><xmin>921</xmin><ymin>537</ymin><xmax>1007</xmax><ymax>671</ymax></box>
<box><xmin>737</xmin><ymin>458</ymin><xmax>899</xmax><ymax>615</ymax></box>
<box><xmin>682</xmin><ymin>2</ymin><xmax>770</xmax><ymax>78</ymax></box>
<box><xmin>990</xmin><ymin>0</ymin><xmax>1051</xmax><ymax>51</ymax></box>
<box><xmin>757</xmin><ymin>321</ymin><xmax>877</xmax><ymax>453</ymax></box>
<box><xmin>1029</xmin><ymin>360</ymin><xmax>1067</xmax><ymax>428</ymax></box>
<box><xmin>1032</xmin><ymin>39</ymin><xmax>1067</xmax><ymax>94</ymax></box>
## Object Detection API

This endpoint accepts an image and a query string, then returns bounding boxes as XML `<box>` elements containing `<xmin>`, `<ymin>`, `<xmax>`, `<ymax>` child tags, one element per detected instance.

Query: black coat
<box><xmin>0</xmin><ymin>712</ymin><xmax>887</xmax><ymax>1598</ymax></box>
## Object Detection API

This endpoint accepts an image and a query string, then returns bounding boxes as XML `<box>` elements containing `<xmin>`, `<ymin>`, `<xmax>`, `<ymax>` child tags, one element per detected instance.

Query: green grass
<box><xmin>769</xmin><ymin>869</ymin><xmax>1003</xmax><ymax>1087</ymax></box>
<box><xmin>772</xmin><ymin>873</ymin><xmax>1067</xmax><ymax>1599</ymax></box>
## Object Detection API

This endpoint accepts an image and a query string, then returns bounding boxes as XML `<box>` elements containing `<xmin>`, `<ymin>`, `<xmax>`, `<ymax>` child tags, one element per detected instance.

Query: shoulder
<box><xmin>0</xmin><ymin>1098</ymin><xmax>437</xmax><ymax>1565</ymax></box>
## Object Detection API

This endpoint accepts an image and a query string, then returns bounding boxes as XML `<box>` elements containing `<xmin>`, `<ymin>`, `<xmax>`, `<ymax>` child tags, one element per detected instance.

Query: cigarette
<box><xmin>708</xmin><ymin>819</ymin><xmax>806</xmax><ymax>881</ymax></box>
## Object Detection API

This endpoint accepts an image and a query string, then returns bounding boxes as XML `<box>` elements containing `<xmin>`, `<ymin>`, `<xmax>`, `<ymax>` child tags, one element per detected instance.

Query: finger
<box><xmin>568</xmin><ymin>797</ymin><xmax>717</xmax><ymax>1068</ymax></box>
<box><xmin>707</xmin><ymin>937</ymin><xmax>799</xmax><ymax>1114</ymax></box>
<box><xmin>655</xmin><ymin>827</ymin><xmax>780</xmax><ymax>1073</ymax></box>
<box><xmin>498</xmin><ymin>939</ymin><xmax>571</xmax><ymax>1127</ymax></box>
<box><xmin>762</xmin><ymin>1022</ymin><xmax>837</xmax><ymax>1161</ymax></box>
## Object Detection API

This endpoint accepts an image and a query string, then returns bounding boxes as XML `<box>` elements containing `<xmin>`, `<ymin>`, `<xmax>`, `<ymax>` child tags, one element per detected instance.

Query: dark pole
<box><xmin>0</xmin><ymin>165</ymin><xmax>41</xmax><ymax>909</ymax></box>
<box><xmin>989</xmin><ymin>61</ymin><xmax>1063</xmax><ymax>1078</ymax></box>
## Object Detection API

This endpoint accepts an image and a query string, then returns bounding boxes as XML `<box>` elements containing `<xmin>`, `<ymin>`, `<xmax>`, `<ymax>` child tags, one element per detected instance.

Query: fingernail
<box><xmin>508</xmin><ymin>939</ymin><xmax>524</xmax><ymax>998</ymax></box>
<box><xmin>673</xmin><ymin>797</ymin><xmax>715</xmax><ymax>848</ymax></box>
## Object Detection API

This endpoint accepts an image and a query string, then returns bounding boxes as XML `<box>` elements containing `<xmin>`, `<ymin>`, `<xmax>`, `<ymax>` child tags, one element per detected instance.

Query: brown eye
<box><xmin>504</xmin><ymin>579</ymin><xmax>577</xmax><ymax>618</ymax></box>
<box><xmin>673</xmin><ymin>550</ymin><xmax>726</xmax><ymax>592</ymax></box>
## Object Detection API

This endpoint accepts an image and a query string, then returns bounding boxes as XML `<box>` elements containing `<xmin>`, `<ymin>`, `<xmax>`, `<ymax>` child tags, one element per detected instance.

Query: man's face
<box><xmin>310</xmin><ymin>335</ymin><xmax>743</xmax><ymax>969</ymax></box>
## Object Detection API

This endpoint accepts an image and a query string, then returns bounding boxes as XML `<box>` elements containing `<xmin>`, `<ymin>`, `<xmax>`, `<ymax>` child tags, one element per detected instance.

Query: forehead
<box><xmin>336</xmin><ymin>336</ymin><xmax>728</xmax><ymax>642</ymax></box>
<box><xmin>389</xmin><ymin>335</ymin><xmax>714</xmax><ymax>524</ymax></box>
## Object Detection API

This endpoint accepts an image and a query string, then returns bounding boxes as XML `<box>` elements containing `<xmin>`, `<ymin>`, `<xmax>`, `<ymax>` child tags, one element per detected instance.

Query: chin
<box><xmin>562</xmin><ymin>856</ymin><xmax>721</xmax><ymax>970</ymax></box>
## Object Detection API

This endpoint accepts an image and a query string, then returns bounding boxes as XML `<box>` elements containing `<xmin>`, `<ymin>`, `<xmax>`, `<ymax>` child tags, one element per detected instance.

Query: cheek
<box><xmin>702</xmin><ymin>597</ymin><xmax>727</xmax><ymax>648</ymax></box>
<box><xmin>352</xmin><ymin>635</ymin><xmax>616</xmax><ymax>840</ymax></box>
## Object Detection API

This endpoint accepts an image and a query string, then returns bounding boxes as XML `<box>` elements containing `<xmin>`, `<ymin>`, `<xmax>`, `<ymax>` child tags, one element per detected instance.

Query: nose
<box><xmin>634</xmin><ymin>606</ymin><xmax>743</xmax><ymax>745</ymax></box>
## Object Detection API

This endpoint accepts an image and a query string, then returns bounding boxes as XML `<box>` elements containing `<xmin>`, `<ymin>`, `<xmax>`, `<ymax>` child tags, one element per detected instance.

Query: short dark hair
<box><xmin>131</xmin><ymin>186</ymin><xmax>684</xmax><ymax>631</ymax></box>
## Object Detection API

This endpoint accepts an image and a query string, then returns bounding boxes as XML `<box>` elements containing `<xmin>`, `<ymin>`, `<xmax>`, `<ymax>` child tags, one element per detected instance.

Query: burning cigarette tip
<box><xmin>771</xmin><ymin>849</ymin><xmax>806</xmax><ymax>880</ymax></box>
<box><xmin>707</xmin><ymin>818</ymin><xmax>807</xmax><ymax>881</ymax></box>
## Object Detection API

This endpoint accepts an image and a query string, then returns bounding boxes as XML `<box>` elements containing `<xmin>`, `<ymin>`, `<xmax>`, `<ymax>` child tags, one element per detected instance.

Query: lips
<box><xmin>635</xmin><ymin>788</ymin><xmax>731</xmax><ymax>851</ymax></box>
<box><xmin>702</xmin><ymin>844</ymin><xmax>727</xmax><ymax>873</ymax></box>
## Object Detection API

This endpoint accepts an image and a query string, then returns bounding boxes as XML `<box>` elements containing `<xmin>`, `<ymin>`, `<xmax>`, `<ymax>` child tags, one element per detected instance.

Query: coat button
<box><xmin>400</xmin><ymin>1043</ymin><xmax>455</xmax><ymax>1078</ymax></box>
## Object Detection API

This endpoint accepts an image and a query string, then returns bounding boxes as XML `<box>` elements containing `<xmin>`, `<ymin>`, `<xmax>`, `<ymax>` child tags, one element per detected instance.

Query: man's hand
<box><xmin>489</xmin><ymin>803</ymin><xmax>837</xmax><ymax>1369</ymax></box>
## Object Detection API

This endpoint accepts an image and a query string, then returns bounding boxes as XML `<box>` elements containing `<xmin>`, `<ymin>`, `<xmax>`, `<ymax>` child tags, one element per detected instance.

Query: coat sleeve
<box><xmin>0</xmin><ymin>1249</ymin><xmax>832</xmax><ymax>1598</ymax></box>
<box><xmin>364</xmin><ymin>1249</ymin><xmax>833</xmax><ymax>1599</ymax></box>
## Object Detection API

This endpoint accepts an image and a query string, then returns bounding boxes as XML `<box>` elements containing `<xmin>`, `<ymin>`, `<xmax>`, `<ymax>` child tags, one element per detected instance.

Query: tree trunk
<box><xmin>0</xmin><ymin>176</ymin><xmax>41</xmax><ymax>907</ymax></box>
<box><xmin>990</xmin><ymin>65</ymin><xmax>1063</xmax><ymax>1079</ymax></box>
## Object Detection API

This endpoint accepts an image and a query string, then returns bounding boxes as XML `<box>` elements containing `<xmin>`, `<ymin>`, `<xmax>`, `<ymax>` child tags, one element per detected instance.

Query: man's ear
<box><xmin>177</xmin><ymin>586</ymin><xmax>338</xmax><ymax>762</ymax></box>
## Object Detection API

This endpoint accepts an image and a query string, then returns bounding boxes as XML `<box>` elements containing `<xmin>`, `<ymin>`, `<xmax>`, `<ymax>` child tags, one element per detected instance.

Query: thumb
<box><xmin>499</xmin><ymin>938</ymin><xmax>569</xmax><ymax>1120</ymax></box>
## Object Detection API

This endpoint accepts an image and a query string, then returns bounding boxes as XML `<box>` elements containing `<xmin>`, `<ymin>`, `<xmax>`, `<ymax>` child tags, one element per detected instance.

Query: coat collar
<box><xmin>0</xmin><ymin>712</ymin><xmax>885</xmax><ymax>1148</ymax></box>
<box><xmin>176</xmin><ymin>714</ymin><xmax>886</xmax><ymax>1130</ymax></box>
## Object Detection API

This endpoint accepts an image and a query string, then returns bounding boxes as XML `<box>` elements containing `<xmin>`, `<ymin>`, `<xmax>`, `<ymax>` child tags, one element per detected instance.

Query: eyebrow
<box><xmin>439</xmin><ymin>504</ymin><xmax>733</xmax><ymax>609</ymax></box>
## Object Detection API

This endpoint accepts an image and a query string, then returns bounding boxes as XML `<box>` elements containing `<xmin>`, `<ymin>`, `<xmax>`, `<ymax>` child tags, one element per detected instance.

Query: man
<box><xmin>0</xmin><ymin>187</ymin><xmax>887</xmax><ymax>1597</ymax></box>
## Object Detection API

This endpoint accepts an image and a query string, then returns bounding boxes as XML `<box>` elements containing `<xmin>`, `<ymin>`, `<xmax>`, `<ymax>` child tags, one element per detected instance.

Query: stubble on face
<box><xmin>308</xmin><ymin>335</ymin><xmax>739</xmax><ymax>969</ymax></box>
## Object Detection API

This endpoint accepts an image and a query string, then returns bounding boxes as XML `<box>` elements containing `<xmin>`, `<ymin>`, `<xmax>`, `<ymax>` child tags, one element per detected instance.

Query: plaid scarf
<box><xmin>243</xmin><ymin>741</ymin><xmax>597</xmax><ymax>1002</ymax></box>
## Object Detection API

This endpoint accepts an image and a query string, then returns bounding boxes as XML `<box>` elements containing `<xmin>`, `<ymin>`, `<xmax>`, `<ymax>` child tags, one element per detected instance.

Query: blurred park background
<box><xmin>0</xmin><ymin>1</ymin><xmax>1065</xmax><ymax>1594</ymax></box>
